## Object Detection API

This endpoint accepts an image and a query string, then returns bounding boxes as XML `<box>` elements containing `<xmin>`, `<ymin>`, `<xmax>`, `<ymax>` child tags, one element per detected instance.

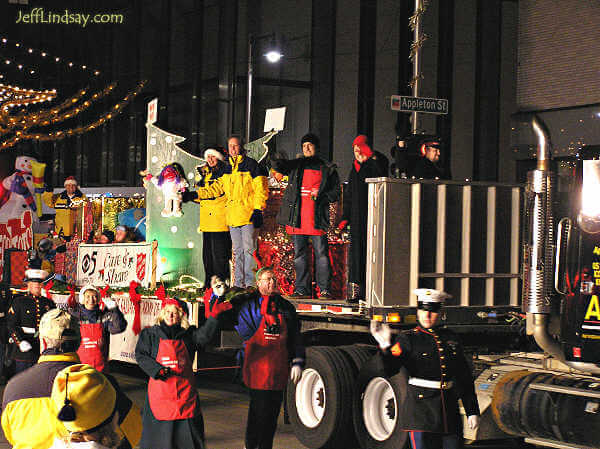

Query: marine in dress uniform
<box><xmin>7</xmin><ymin>269</ymin><xmax>55</xmax><ymax>373</ymax></box>
<box><xmin>370</xmin><ymin>289</ymin><xmax>480</xmax><ymax>449</ymax></box>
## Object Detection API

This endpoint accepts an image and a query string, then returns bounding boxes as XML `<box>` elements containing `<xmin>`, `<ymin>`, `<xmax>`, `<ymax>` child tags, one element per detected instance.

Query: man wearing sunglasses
<box><xmin>370</xmin><ymin>288</ymin><xmax>480</xmax><ymax>449</ymax></box>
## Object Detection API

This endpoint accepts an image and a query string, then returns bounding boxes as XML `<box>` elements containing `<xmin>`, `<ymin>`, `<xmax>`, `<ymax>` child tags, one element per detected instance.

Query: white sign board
<box><xmin>264</xmin><ymin>107</ymin><xmax>286</xmax><ymax>132</ymax></box>
<box><xmin>109</xmin><ymin>295</ymin><xmax>163</xmax><ymax>363</ymax></box>
<box><xmin>147</xmin><ymin>98</ymin><xmax>158</xmax><ymax>124</ymax></box>
<box><xmin>77</xmin><ymin>243</ymin><xmax>154</xmax><ymax>287</ymax></box>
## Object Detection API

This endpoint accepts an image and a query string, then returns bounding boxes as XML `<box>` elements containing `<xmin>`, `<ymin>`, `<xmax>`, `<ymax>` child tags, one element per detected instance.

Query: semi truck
<box><xmin>279</xmin><ymin>115</ymin><xmax>600</xmax><ymax>449</ymax></box>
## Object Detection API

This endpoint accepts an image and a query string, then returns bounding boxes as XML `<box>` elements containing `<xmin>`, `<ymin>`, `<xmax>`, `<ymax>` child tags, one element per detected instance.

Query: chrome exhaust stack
<box><xmin>523</xmin><ymin>116</ymin><xmax>600</xmax><ymax>374</ymax></box>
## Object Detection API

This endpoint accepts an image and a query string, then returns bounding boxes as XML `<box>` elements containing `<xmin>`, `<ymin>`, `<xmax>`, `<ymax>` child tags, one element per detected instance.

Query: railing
<box><xmin>366</xmin><ymin>178</ymin><xmax>523</xmax><ymax>308</ymax></box>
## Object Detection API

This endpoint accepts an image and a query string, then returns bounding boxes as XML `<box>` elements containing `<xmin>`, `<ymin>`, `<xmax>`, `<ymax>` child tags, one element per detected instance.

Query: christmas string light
<box><xmin>0</xmin><ymin>83</ymin><xmax>117</xmax><ymax>135</ymax></box>
<box><xmin>0</xmin><ymin>80</ymin><xmax>146</xmax><ymax>150</ymax></box>
<box><xmin>0</xmin><ymin>36</ymin><xmax>101</xmax><ymax>77</ymax></box>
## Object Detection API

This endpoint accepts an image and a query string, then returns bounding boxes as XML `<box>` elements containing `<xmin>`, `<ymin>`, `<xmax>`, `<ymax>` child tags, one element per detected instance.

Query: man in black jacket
<box><xmin>272</xmin><ymin>133</ymin><xmax>340</xmax><ymax>299</ymax></box>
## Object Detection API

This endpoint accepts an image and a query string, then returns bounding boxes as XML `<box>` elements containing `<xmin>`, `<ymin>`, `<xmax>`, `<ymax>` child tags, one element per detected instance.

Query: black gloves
<box><xmin>250</xmin><ymin>209</ymin><xmax>263</xmax><ymax>228</ymax></box>
<box><xmin>156</xmin><ymin>366</ymin><xmax>173</xmax><ymax>380</ymax></box>
<box><xmin>181</xmin><ymin>190</ymin><xmax>198</xmax><ymax>203</ymax></box>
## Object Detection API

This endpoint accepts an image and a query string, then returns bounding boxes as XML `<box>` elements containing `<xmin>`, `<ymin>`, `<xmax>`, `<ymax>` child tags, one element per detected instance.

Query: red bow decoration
<box><xmin>99</xmin><ymin>285</ymin><xmax>110</xmax><ymax>310</ymax></box>
<box><xmin>203</xmin><ymin>287</ymin><xmax>214</xmax><ymax>318</ymax></box>
<box><xmin>43</xmin><ymin>280</ymin><xmax>53</xmax><ymax>300</ymax></box>
<box><xmin>155</xmin><ymin>285</ymin><xmax>180</xmax><ymax>310</ymax></box>
<box><xmin>67</xmin><ymin>285</ymin><xmax>76</xmax><ymax>308</ymax></box>
<box><xmin>129</xmin><ymin>281</ymin><xmax>142</xmax><ymax>335</ymax></box>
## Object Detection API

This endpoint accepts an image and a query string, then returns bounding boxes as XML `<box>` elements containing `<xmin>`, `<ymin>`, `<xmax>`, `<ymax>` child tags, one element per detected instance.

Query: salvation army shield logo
<box><xmin>136</xmin><ymin>253</ymin><xmax>147</xmax><ymax>281</ymax></box>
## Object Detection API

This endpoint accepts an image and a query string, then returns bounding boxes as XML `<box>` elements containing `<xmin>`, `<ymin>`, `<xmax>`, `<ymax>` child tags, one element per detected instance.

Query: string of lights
<box><xmin>0</xmin><ymin>80</ymin><xmax>146</xmax><ymax>150</ymax></box>
<box><xmin>0</xmin><ymin>36</ymin><xmax>101</xmax><ymax>78</ymax></box>
<box><xmin>0</xmin><ymin>83</ymin><xmax>117</xmax><ymax>134</ymax></box>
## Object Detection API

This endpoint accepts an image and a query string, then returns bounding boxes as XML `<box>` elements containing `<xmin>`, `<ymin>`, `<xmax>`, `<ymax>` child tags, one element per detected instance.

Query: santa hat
<box><xmin>64</xmin><ymin>176</ymin><xmax>78</xmax><ymax>187</ymax></box>
<box><xmin>79</xmin><ymin>285</ymin><xmax>99</xmax><ymax>304</ymax></box>
<box><xmin>204</xmin><ymin>148</ymin><xmax>225</xmax><ymax>161</ymax></box>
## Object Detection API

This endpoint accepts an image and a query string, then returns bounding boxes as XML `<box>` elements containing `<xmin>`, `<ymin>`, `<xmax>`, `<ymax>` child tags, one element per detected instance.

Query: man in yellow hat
<box><xmin>370</xmin><ymin>288</ymin><xmax>479</xmax><ymax>449</ymax></box>
<box><xmin>50</xmin><ymin>364</ymin><xmax>122</xmax><ymax>448</ymax></box>
<box><xmin>1</xmin><ymin>308</ymin><xmax>141</xmax><ymax>449</ymax></box>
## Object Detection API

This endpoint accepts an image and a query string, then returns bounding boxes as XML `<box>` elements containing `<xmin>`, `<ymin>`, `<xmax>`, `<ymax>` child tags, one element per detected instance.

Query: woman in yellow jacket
<box><xmin>192</xmin><ymin>137</ymin><xmax>268</xmax><ymax>288</ymax></box>
<box><xmin>42</xmin><ymin>176</ymin><xmax>86</xmax><ymax>240</ymax></box>
<box><xmin>191</xmin><ymin>148</ymin><xmax>232</xmax><ymax>283</ymax></box>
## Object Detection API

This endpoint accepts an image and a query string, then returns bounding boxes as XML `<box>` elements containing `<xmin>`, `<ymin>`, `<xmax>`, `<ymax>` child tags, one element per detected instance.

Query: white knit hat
<box><xmin>79</xmin><ymin>285</ymin><xmax>99</xmax><ymax>304</ymax></box>
<box><xmin>203</xmin><ymin>148</ymin><xmax>225</xmax><ymax>161</ymax></box>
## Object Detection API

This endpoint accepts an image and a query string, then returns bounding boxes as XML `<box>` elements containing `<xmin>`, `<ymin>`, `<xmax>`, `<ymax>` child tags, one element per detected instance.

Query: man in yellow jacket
<box><xmin>194</xmin><ymin>136</ymin><xmax>268</xmax><ymax>288</ymax></box>
<box><xmin>42</xmin><ymin>176</ymin><xmax>86</xmax><ymax>240</ymax></box>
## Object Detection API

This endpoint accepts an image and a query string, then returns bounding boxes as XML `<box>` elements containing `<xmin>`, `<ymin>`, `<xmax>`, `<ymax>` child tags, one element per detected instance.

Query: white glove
<box><xmin>102</xmin><ymin>297</ymin><xmax>118</xmax><ymax>309</ymax></box>
<box><xmin>290</xmin><ymin>365</ymin><xmax>303</xmax><ymax>384</ymax></box>
<box><xmin>19</xmin><ymin>340</ymin><xmax>32</xmax><ymax>352</ymax></box>
<box><xmin>370</xmin><ymin>320</ymin><xmax>392</xmax><ymax>349</ymax></box>
<box><xmin>467</xmin><ymin>415</ymin><xmax>480</xmax><ymax>430</ymax></box>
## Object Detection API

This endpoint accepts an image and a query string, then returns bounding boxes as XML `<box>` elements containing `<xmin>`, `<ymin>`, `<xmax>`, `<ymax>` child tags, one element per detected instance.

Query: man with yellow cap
<box><xmin>1</xmin><ymin>308</ymin><xmax>141</xmax><ymax>449</ymax></box>
<box><xmin>370</xmin><ymin>288</ymin><xmax>480</xmax><ymax>449</ymax></box>
<box><xmin>50</xmin><ymin>364</ymin><xmax>122</xmax><ymax>448</ymax></box>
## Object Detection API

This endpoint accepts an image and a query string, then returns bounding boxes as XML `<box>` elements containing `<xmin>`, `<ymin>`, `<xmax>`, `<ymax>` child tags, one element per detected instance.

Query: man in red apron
<box><xmin>235</xmin><ymin>267</ymin><xmax>305</xmax><ymax>449</ymax></box>
<box><xmin>135</xmin><ymin>290</ymin><xmax>232</xmax><ymax>449</ymax></box>
<box><xmin>272</xmin><ymin>133</ymin><xmax>341</xmax><ymax>299</ymax></box>
<box><xmin>69</xmin><ymin>285</ymin><xmax>127</xmax><ymax>372</ymax></box>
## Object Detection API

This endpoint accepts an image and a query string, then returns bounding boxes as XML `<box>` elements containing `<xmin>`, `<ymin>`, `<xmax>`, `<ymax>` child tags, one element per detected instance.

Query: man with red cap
<box><xmin>338</xmin><ymin>135</ymin><xmax>387</xmax><ymax>302</ymax></box>
<box><xmin>42</xmin><ymin>176</ymin><xmax>86</xmax><ymax>240</ymax></box>
<box><xmin>272</xmin><ymin>133</ymin><xmax>340</xmax><ymax>299</ymax></box>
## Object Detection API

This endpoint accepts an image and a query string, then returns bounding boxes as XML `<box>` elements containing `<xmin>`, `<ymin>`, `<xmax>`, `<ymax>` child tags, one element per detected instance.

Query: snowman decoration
<box><xmin>0</xmin><ymin>156</ymin><xmax>40</xmax><ymax>225</ymax></box>
<box><xmin>142</xmin><ymin>163</ymin><xmax>188</xmax><ymax>217</ymax></box>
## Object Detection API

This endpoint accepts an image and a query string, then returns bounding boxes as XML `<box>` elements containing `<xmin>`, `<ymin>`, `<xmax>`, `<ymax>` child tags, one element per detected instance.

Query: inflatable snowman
<box><xmin>0</xmin><ymin>156</ymin><xmax>40</xmax><ymax>225</ymax></box>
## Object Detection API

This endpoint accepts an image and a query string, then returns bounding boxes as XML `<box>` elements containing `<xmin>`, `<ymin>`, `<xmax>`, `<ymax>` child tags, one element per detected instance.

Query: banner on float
<box><xmin>77</xmin><ymin>242</ymin><xmax>157</xmax><ymax>288</ymax></box>
<box><xmin>109</xmin><ymin>295</ymin><xmax>163</xmax><ymax>363</ymax></box>
<box><xmin>0</xmin><ymin>210</ymin><xmax>34</xmax><ymax>278</ymax></box>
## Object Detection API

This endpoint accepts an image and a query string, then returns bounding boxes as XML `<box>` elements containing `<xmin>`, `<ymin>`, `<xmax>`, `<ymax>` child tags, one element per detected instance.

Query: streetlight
<box><xmin>246</xmin><ymin>33</ymin><xmax>283</xmax><ymax>144</ymax></box>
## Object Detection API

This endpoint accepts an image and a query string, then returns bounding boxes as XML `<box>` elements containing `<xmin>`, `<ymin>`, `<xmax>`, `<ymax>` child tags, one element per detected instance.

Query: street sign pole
<box><xmin>412</xmin><ymin>0</ymin><xmax>422</xmax><ymax>134</ymax></box>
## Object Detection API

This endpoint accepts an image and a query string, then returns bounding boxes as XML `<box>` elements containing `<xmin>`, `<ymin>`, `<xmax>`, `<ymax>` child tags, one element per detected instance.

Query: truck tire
<box><xmin>286</xmin><ymin>346</ymin><xmax>356</xmax><ymax>448</ymax></box>
<box><xmin>338</xmin><ymin>344</ymin><xmax>377</xmax><ymax>371</ymax></box>
<box><xmin>353</xmin><ymin>355</ymin><xmax>408</xmax><ymax>449</ymax></box>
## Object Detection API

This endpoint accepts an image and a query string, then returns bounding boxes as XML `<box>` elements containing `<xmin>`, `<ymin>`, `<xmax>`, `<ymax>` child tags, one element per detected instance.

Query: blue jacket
<box><xmin>235</xmin><ymin>292</ymin><xmax>305</xmax><ymax>366</ymax></box>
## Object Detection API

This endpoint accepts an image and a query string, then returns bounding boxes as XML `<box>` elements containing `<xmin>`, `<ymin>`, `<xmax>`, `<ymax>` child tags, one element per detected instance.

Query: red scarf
<box><xmin>260</xmin><ymin>295</ymin><xmax>277</xmax><ymax>326</ymax></box>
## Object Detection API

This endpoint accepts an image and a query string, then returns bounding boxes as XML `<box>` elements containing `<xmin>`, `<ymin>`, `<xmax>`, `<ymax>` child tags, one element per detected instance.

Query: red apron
<box><xmin>286</xmin><ymin>169</ymin><xmax>325</xmax><ymax>236</ymax></box>
<box><xmin>77</xmin><ymin>322</ymin><xmax>106</xmax><ymax>372</ymax></box>
<box><xmin>243</xmin><ymin>299</ymin><xmax>289</xmax><ymax>390</ymax></box>
<box><xmin>148</xmin><ymin>339</ymin><xmax>198</xmax><ymax>420</ymax></box>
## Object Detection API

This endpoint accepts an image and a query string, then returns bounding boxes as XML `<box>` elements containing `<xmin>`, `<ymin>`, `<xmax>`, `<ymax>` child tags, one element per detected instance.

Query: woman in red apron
<box><xmin>71</xmin><ymin>285</ymin><xmax>127</xmax><ymax>372</ymax></box>
<box><xmin>135</xmin><ymin>290</ymin><xmax>231</xmax><ymax>449</ymax></box>
<box><xmin>234</xmin><ymin>267</ymin><xmax>306</xmax><ymax>449</ymax></box>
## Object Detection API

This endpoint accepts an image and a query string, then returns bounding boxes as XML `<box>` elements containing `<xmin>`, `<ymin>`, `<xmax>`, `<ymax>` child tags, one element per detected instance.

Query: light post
<box><xmin>245</xmin><ymin>33</ymin><xmax>282</xmax><ymax>144</ymax></box>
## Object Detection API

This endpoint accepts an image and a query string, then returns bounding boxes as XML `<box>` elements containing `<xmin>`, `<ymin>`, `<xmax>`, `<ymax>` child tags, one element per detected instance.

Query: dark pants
<box><xmin>202</xmin><ymin>231</ymin><xmax>232</xmax><ymax>283</ymax></box>
<box><xmin>14</xmin><ymin>359</ymin><xmax>34</xmax><ymax>374</ymax></box>
<box><xmin>292</xmin><ymin>234</ymin><xmax>330</xmax><ymax>295</ymax></box>
<box><xmin>409</xmin><ymin>431</ymin><xmax>461</xmax><ymax>449</ymax></box>
<box><xmin>245</xmin><ymin>389</ymin><xmax>284</xmax><ymax>449</ymax></box>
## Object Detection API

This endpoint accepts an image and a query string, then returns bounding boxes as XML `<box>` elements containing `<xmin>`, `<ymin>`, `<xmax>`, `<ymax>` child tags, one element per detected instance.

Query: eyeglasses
<box><xmin>259</xmin><ymin>276</ymin><xmax>276</xmax><ymax>282</ymax></box>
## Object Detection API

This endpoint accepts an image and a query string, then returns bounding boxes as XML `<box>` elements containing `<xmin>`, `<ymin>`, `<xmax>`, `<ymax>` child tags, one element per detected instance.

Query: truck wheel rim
<box><xmin>363</xmin><ymin>377</ymin><xmax>397</xmax><ymax>441</ymax></box>
<box><xmin>295</xmin><ymin>368</ymin><xmax>326</xmax><ymax>428</ymax></box>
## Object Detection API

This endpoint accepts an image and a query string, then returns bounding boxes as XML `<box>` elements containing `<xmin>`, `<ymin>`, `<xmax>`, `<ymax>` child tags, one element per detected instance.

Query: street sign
<box><xmin>391</xmin><ymin>95</ymin><xmax>449</xmax><ymax>115</ymax></box>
